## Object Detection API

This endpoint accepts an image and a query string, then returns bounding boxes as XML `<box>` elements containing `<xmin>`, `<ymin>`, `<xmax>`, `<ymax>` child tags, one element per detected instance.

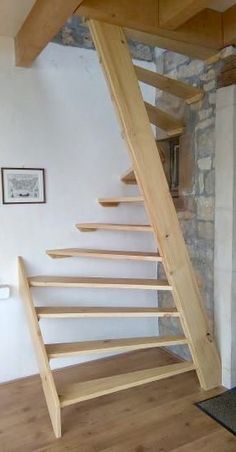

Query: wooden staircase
<box><xmin>18</xmin><ymin>19</ymin><xmax>220</xmax><ymax>439</ymax></box>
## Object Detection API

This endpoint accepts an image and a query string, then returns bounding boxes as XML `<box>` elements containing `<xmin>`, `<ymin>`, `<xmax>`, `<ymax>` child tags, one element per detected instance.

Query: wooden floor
<box><xmin>0</xmin><ymin>349</ymin><xmax>235</xmax><ymax>452</ymax></box>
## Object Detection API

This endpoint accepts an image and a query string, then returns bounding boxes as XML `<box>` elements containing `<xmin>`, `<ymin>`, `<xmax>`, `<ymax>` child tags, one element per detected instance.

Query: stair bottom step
<box><xmin>46</xmin><ymin>336</ymin><xmax>188</xmax><ymax>358</ymax></box>
<box><xmin>59</xmin><ymin>361</ymin><xmax>195</xmax><ymax>407</ymax></box>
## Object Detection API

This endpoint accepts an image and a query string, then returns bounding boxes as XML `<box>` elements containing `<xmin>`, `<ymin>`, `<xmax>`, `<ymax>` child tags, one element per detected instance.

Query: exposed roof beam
<box><xmin>15</xmin><ymin>0</ymin><xmax>85</xmax><ymax>67</ymax></box>
<box><xmin>158</xmin><ymin>0</ymin><xmax>213</xmax><ymax>29</ymax></box>
<box><xmin>78</xmin><ymin>0</ymin><xmax>159</xmax><ymax>32</ymax></box>
<box><xmin>77</xmin><ymin>1</ymin><xmax>222</xmax><ymax>59</ymax></box>
<box><xmin>223</xmin><ymin>4</ymin><xmax>236</xmax><ymax>46</ymax></box>
<box><xmin>125</xmin><ymin>28</ymin><xmax>217</xmax><ymax>60</ymax></box>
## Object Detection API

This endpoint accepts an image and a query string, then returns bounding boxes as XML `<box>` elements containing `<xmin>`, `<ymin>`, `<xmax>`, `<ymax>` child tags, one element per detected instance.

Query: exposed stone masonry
<box><xmin>54</xmin><ymin>16</ymin><xmax>155</xmax><ymax>62</ymax></box>
<box><xmin>155</xmin><ymin>50</ymin><xmax>225</xmax><ymax>358</ymax></box>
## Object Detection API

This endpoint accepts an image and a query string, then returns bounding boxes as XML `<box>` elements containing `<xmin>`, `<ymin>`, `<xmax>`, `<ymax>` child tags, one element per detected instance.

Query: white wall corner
<box><xmin>215</xmin><ymin>84</ymin><xmax>236</xmax><ymax>388</ymax></box>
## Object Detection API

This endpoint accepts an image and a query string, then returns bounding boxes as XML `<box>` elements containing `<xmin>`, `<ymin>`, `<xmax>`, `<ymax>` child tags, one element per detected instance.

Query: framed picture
<box><xmin>1</xmin><ymin>168</ymin><xmax>46</xmax><ymax>204</ymax></box>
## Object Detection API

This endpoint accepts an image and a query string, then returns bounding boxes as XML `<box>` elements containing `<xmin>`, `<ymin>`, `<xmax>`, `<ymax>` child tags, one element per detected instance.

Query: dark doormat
<box><xmin>195</xmin><ymin>388</ymin><xmax>236</xmax><ymax>436</ymax></box>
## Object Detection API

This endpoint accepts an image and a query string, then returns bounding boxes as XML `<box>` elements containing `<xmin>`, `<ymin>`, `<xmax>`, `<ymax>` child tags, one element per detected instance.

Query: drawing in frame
<box><xmin>1</xmin><ymin>168</ymin><xmax>46</xmax><ymax>204</ymax></box>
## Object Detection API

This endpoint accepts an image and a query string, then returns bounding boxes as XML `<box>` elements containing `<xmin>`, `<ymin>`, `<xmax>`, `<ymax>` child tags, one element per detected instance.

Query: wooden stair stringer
<box><xmin>88</xmin><ymin>19</ymin><xmax>221</xmax><ymax>391</ymax></box>
<box><xmin>18</xmin><ymin>257</ymin><xmax>61</xmax><ymax>438</ymax></box>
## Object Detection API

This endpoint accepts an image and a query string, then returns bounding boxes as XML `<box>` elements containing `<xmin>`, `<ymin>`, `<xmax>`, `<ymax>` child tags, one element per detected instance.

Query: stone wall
<box><xmin>54</xmin><ymin>16</ymin><xmax>154</xmax><ymax>62</ymax></box>
<box><xmin>155</xmin><ymin>50</ymin><xmax>224</xmax><ymax>357</ymax></box>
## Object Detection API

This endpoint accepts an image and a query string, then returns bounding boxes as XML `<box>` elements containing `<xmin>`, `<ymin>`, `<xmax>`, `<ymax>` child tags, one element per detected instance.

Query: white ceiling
<box><xmin>0</xmin><ymin>0</ymin><xmax>36</xmax><ymax>38</ymax></box>
<box><xmin>0</xmin><ymin>0</ymin><xmax>236</xmax><ymax>38</ymax></box>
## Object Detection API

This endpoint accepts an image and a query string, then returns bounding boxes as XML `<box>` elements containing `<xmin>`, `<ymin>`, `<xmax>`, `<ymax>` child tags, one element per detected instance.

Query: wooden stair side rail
<box><xmin>88</xmin><ymin>20</ymin><xmax>221</xmax><ymax>390</ymax></box>
<box><xmin>18</xmin><ymin>257</ymin><xmax>61</xmax><ymax>438</ymax></box>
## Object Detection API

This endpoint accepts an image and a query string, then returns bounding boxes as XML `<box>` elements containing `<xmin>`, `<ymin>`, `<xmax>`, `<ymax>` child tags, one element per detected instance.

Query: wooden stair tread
<box><xmin>28</xmin><ymin>276</ymin><xmax>172</xmax><ymax>290</ymax></box>
<box><xmin>76</xmin><ymin>223</ymin><xmax>153</xmax><ymax>232</ymax></box>
<box><xmin>120</xmin><ymin>167</ymin><xmax>136</xmax><ymax>185</ymax></box>
<box><xmin>36</xmin><ymin>306</ymin><xmax>179</xmax><ymax>318</ymax></box>
<box><xmin>99</xmin><ymin>196</ymin><xmax>144</xmax><ymax>206</ymax></box>
<box><xmin>46</xmin><ymin>248</ymin><xmax>162</xmax><ymax>262</ymax></box>
<box><xmin>145</xmin><ymin>102</ymin><xmax>185</xmax><ymax>137</ymax></box>
<box><xmin>98</xmin><ymin>195</ymin><xmax>186</xmax><ymax>212</ymax></box>
<box><xmin>135</xmin><ymin>65</ymin><xmax>204</xmax><ymax>105</ymax></box>
<box><xmin>59</xmin><ymin>361</ymin><xmax>195</xmax><ymax>407</ymax></box>
<box><xmin>46</xmin><ymin>335</ymin><xmax>188</xmax><ymax>359</ymax></box>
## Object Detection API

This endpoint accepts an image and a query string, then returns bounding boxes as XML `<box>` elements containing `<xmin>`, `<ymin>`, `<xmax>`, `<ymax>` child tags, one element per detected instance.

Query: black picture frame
<box><xmin>1</xmin><ymin>168</ymin><xmax>46</xmax><ymax>205</ymax></box>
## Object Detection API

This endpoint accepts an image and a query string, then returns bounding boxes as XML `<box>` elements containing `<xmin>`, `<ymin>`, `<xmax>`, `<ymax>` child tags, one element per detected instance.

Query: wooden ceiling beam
<box><xmin>76</xmin><ymin>1</ymin><xmax>222</xmax><ymax>59</ymax></box>
<box><xmin>223</xmin><ymin>4</ymin><xmax>236</xmax><ymax>46</ymax></box>
<box><xmin>125</xmin><ymin>29</ymin><xmax>217</xmax><ymax>61</ymax></box>
<box><xmin>158</xmin><ymin>0</ymin><xmax>213</xmax><ymax>29</ymax></box>
<box><xmin>15</xmin><ymin>0</ymin><xmax>85</xmax><ymax>67</ymax></box>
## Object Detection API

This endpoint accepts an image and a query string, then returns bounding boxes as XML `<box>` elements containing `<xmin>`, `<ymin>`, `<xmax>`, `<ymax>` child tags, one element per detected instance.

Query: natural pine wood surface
<box><xmin>145</xmin><ymin>101</ymin><xmax>185</xmax><ymax>136</ymax></box>
<box><xmin>98</xmin><ymin>196</ymin><xmax>144</xmax><ymax>206</ymax></box>
<box><xmin>134</xmin><ymin>65</ymin><xmax>204</xmax><ymax>104</ymax></box>
<box><xmin>45</xmin><ymin>336</ymin><xmax>188</xmax><ymax>359</ymax></box>
<box><xmin>46</xmin><ymin>248</ymin><xmax>162</xmax><ymax>261</ymax></box>
<box><xmin>76</xmin><ymin>223</ymin><xmax>153</xmax><ymax>232</ymax></box>
<box><xmin>29</xmin><ymin>276</ymin><xmax>172</xmax><ymax>290</ymax></box>
<box><xmin>89</xmin><ymin>20</ymin><xmax>221</xmax><ymax>389</ymax></box>
<box><xmin>36</xmin><ymin>306</ymin><xmax>179</xmax><ymax>318</ymax></box>
<box><xmin>59</xmin><ymin>362</ymin><xmax>195</xmax><ymax>408</ymax></box>
<box><xmin>0</xmin><ymin>348</ymin><xmax>233</xmax><ymax>452</ymax></box>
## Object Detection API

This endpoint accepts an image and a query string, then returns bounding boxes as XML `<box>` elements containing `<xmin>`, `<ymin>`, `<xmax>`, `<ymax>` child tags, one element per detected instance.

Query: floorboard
<box><xmin>0</xmin><ymin>349</ymin><xmax>234</xmax><ymax>452</ymax></box>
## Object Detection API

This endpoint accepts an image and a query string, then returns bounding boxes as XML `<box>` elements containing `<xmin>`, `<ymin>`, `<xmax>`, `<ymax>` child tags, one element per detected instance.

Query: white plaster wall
<box><xmin>215</xmin><ymin>85</ymin><xmax>236</xmax><ymax>388</ymax></box>
<box><xmin>0</xmin><ymin>38</ymin><xmax>158</xmax><ymax>383</ymax></box>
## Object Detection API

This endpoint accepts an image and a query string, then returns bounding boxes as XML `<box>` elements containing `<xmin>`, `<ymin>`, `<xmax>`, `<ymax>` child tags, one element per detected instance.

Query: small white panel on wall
<box><xmin>0</xmin><ymin>285</ymin><xmax>10</xmax><ymax>299</ymax></box>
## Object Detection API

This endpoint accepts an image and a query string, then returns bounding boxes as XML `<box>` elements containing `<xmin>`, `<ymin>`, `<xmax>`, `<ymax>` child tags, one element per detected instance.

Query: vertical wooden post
<box><xmin>88</xmin><ymin>19</ymin><xmax>221</xmax><ymax>390</ymax></box>
<box><xmin>18</xmin><ymin>257</ymin><xmax>61</xmax><ymax>438</ymax></box>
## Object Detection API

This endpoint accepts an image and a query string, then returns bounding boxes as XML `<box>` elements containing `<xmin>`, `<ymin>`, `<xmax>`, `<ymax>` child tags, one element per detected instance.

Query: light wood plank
<box><xmin>18</xmin><ymin>257</ymin><xmax>61</xmax><ymax>438</ymax></box>
<box><xmin>46</xmin><ymin>336</ymin><xmax>188</xmax><ymax>359</ymax></box>
<box><xmin>98</xmin><ymin>196</ymin><xmax>144</xmax><ymax>206</ymax></box>
<box><xmin>29</xmin><ymin>276</ymin><xmax>172</xmax><ymax>290</ymax></box>
<box><xmin>59</xmin><ymin>361</ymin><xmax>195</xmax><ymax>407</ymax></box>
<box><xmin>125</xmin><ymin>28</ymin><xmax>218</xmax><ymax>61</ymax></box>
<box><xmin>145</xmin><ymin>102</ymin><xmax>185</xmax><ymax>136</ymax></box>
<box><xmin>98</xmin><ymin>195</ymin><xmax>186</xmax><ymax>212</ymax></box>
<box><xmin>76</xmin><ymin>223</ymin><xmax>153</xmax><ymax>232</ymax></box>
<box><xmin>0</xmin><ymin>348</ymin><xmax>226</xmax><ymax>451</ymax></box>
<box><xmin>77</xmin><ymin>1</ymin><xmax>222</xmax><ymax>58</ymax></box>
<box><xmin>36</xmin><ymin>306</ymin><xmax>180</xmax><ymax>318</ymax></box>
<box><xmin>135</xmin><ymin>66</ymin><xmax>204</xmax><ymax>104</ymax></box>
<box><xmin>88</xmin><ymin>20</ymin><xmax>221</xmax><ymax>390</ymax></box>
<box><xmin>46</xmin><ymin>248</ymin><xmax>162</xmax><ymax>261</ymax></box>
<box><xmin>15</xmin><ymin>0</ymin><xmax>84</xmax><ymax>67</ymax></box>
<box><xmin>223</xmin><ymin>4</ymin><xmax>236</xmax><ymax>46</ymax></box>
<box><xmin>120</xmin><ymin>167</ymin><xmax>136</xmax><ymax>184</ymax></box>
<box><xmin>159</xmin><ymin>0</ymin><xmax>212</xmax><ymax>29</ymax></box>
